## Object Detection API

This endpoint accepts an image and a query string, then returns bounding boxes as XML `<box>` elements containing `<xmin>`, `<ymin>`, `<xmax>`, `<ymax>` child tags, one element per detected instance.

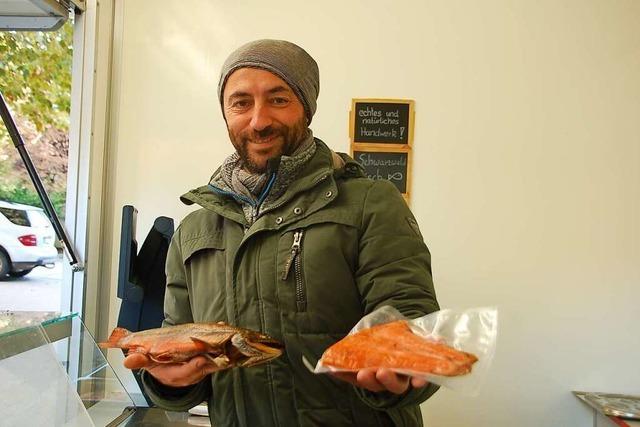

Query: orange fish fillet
<box><xmin>321</xmin><ymin>320</ymin><xmax>478</xmax><ymax>376</ymax></box>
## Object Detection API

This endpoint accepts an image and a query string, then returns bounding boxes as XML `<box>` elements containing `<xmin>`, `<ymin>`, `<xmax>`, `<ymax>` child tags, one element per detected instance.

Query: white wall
<box><xmin>101</xmin><ymin>1</ymin><xmax>640</xmax><ymax>425</ymax></box>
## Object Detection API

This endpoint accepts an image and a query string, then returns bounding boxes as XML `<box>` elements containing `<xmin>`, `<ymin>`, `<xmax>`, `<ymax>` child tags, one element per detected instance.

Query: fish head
<box><xmin>229</xmin><ymin>330</ymin><xmax>283</xmax><ymax>367</ymax></box>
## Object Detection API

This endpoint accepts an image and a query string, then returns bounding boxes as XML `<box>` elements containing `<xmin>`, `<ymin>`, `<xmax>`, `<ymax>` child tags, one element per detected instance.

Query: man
<box><xmin>124</xmin><ymin>39</ymin><xmax>440</xmax><ymax>426</ymax></box>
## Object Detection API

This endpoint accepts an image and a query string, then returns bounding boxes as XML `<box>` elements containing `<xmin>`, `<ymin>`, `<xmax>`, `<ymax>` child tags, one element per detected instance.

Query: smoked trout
<box><xmin>100</xmin><ymin>322</ymin><xmax>283</xmax><ymax>369</ymax></box>
<box><xmin>321</xmin><ymin>320</ymin><xmax>478</xmax><ymax>376</ymax></box>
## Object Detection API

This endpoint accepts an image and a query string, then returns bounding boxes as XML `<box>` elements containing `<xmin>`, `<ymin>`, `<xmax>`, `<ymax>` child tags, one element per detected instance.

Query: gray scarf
<box><xmin>209</xmin><ymin>130</ymin><xmax>317</xmax><ymax>224</ymax></box>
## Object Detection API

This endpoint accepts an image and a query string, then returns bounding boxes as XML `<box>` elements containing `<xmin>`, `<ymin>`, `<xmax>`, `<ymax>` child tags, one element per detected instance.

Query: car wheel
<box><xmin>9</xmin><ymin>268</ymin><xmax>34</xmax><ymax>278</ymax></box>
<box><xmin>0</xmin><ymin>251</ymin><xmax>10</xmax><ymax>279</ymax></box>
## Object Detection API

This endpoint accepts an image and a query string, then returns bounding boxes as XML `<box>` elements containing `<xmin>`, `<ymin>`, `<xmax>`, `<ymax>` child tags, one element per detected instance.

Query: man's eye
<box><xmin>231</xmin><ymin>100</ymin><xmax>250</xmax><ymax>108</ymax></box>
<box><xmin>271</xmin><ymin>97</ymin><xmax>289</xmax><ymax>105</ymax></box>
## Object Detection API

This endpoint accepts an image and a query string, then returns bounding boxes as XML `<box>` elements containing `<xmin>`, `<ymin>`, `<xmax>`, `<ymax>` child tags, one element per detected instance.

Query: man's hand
<box><xmin>123</xmin><ymin>353</ymin><xmax>223</xmax><ymax>388</ymax></box>
<box><xmin>330</xmin><ymin>368</ymin><xmax>428</xmax><ymax>395</ymax></box>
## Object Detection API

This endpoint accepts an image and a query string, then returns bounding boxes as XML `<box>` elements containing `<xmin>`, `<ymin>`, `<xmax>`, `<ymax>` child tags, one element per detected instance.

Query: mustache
<box><xmin>257</xmin><ymin>127</ymin><xmax>276</xmax><ymax>138</ymax></box>
<box><xmin>242</xmin><ymin>126</ymin><xmax>281</xmax><ymax>141</ymax></box>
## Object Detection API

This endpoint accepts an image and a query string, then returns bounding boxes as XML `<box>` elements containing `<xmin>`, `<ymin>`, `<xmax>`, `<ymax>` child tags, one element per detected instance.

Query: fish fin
<box><xmin>190</xmin><ymin>337</ymin><xmax>217</xmax><ymax>352</ymax></box>
<box><xmin>98</xmin><ymin>327</ymin><xmax>131</xmax><ymax>348</ymax></box>
<box><xmin>205</xmin><ymin>354</ymin><xmax>230</xmax><ymax>369</ymax></box>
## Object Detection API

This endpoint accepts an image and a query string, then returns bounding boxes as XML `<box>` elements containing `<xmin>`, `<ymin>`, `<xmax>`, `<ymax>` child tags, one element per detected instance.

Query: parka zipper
<box><xmin>282</xmin><ymin>230</ymin><xmax>306</xmax><ymax>311</ymax></box>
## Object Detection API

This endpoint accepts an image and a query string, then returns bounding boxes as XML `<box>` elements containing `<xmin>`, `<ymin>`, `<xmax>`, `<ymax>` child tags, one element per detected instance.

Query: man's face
<box><xmin>223</xmin><ymin>68</ymin><xmax>307</xmax><ymax>173</ymax></box>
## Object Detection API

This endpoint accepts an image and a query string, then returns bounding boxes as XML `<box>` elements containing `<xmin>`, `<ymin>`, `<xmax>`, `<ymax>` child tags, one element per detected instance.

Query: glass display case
<box><xmin>0</xmin><ymin>311</ymin><xmax>135</xmax><ymax>426</ymax></box>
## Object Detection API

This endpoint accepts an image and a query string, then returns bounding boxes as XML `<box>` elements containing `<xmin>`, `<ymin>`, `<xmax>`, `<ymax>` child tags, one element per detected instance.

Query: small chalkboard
<box><xmin>351</xmin><ymin>99</ymin><xmax>413</xmax><ymax>145</ymax></box>
<box><xmin>353</xmin><ymin>150</ymin><xmax>409</xmax><ymax>194</ymax></box>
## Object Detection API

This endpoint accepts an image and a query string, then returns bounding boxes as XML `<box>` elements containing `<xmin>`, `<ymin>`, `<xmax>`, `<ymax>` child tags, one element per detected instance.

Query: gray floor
<box><xmin>0</xmin><ymin>255</ymin><xmax>62</xmax><ymax>311</ymax></box>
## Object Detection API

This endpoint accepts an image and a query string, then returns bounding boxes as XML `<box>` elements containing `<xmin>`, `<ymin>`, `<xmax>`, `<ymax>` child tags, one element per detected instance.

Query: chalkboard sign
<box><xmin>351</xmin><ymin>99</ymin><xmax>413</xmax><ymax>145</ymax></box>
<box><xmin>353</xmin><ymin>150</ymin><xmax>409</xmax><ymax>194</ymax></box>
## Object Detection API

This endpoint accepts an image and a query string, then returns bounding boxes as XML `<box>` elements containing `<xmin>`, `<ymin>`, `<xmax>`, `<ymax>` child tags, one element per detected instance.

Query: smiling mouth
<box><xmin>250</xmin><ymin>134</ymin><xmax>279</xmax><ymax>145</ymax></box>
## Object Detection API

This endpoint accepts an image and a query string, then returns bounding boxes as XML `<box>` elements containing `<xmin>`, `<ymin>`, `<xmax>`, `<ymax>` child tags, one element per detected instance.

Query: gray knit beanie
<box><xmin>218</xmin><ymin>39</ymin><xmax>320</xmax><ymax>124</ymax></box>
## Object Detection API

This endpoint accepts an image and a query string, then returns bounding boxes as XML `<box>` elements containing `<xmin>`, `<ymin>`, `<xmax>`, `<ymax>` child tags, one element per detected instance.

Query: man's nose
<box><xmin>250</xmin><ymin>104</ymin><xmax>272</xmax><ymax>131</ymax></box>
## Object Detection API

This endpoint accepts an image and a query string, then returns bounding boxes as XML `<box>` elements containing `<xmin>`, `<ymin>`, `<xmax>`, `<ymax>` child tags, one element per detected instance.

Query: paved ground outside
<box><xmin>0</xmin><ymin>254</ymin><xmax>63</xmax><ymax>311</ymax></box>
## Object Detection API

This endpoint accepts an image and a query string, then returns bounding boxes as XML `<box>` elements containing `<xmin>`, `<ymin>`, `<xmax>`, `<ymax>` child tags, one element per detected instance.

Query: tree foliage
<box><xmin>0</xmin><ymin>20</ymin><xmax>73</xmax><ymax>217</ymax></box>
<box><xmin>0</xmin><ymin>21</ymin><xmax>73</xmax><ymax>131</ymax></box>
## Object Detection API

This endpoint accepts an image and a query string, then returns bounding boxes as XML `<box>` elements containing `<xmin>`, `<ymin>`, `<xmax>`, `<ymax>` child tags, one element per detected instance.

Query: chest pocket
<box><xmin>180</xmin><ymin>232</ymin><xmax>227</xmax><ymax>322</ymax></box>
<box><xmin>276</xmin><ymin>212</ymin><xmax>364</xmax><ymax>334</ymax></box>
<box><xmin>181</xmin><ymin>232</ymin><xmax>225</xmax><ymax>264</ymax></box>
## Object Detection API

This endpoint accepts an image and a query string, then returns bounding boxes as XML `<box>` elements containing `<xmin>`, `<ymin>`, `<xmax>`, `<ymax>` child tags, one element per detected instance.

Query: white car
<box><xmin>0</xmin><ymin>200</ymin><xmax>58</xmax><ymax>279</ymax></box>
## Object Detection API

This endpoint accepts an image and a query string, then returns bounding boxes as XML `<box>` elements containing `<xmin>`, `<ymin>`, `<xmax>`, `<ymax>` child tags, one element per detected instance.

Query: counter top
<box><xmin>0</xmin><ymin>310</ymin><xmax>76</xmax><ymax>360</ymax></box>
<box><xmin>574</xmin><ymin>391</ymin><xmax>640</xmax><ymax>427</ymax></box>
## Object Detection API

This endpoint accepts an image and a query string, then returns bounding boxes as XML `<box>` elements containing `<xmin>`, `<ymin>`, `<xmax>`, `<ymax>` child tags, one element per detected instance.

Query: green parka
<box><xmin>142</xmin><ymin>140</ymin><xmax>440</xmax><ymax>426</ymax></box>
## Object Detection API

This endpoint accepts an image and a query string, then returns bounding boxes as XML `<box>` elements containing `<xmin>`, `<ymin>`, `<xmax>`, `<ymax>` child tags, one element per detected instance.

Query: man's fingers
<box><xmin>329</xmin><ymin>367</ymin><xmax>428</xmax><ymax>395</ymax></box>
<box><xmin>356</xmin><ymin>369</ymin><xmax>386</xmax><ymax>392</ymax></box>
<box><xmin>143</xmin><ymin>356</ymin><xmax>217</xmax><ymax>387</ymax></box>
<box><xmin>375</xmin><ymin>369</ymin><xmax>410</xmax><ymax>394</ymax></box>
<box><xmin>123</xmin><ymin>353</ymin><xmax>150</xmax><ymax>369</ymax></box>
<box><xmin>189</xmin><ymin>357</ymin><xmax>225</xmax><ymax>378</ymax></box>
<box><xmin>195</xmin><ymin>358</ymin><xmax>224</xmax><ymax>376</ymax></box>
<box><xmin>411</xmin><ymin>376</ymin><xmax>428</xmax><ymax>388</ymax></box>
<box><xmin>204</xmin><ymin>365</ymin><xmax>222</xmax><ymax>375</ymax></box>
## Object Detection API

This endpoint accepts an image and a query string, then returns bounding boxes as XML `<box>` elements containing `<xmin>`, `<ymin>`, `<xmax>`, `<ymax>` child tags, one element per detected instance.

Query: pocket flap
<box><xmin>283</xmin><ymin>209</ymin><xmax>360</xmax><ymax>231</ymax></box>
<box><xmin>181</xmin><ymin>233</ymin><xmax>225</xmax><ymax>263</ymax></box>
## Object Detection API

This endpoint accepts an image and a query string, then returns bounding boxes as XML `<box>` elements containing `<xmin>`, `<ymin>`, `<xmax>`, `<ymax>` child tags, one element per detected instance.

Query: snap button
<box><xmin>325</xmin><ymin>191</ymin><xmax>333</xmax><ymax>198</ymax></box>
<box><xmin>275</xmin><ymin>217</ymin><xmax>283</xmax><ymax>224</ymax></box>
<box><xmin>293</xmin><ymin>207</ymin><xmax>303</xmax><ymax>215</ymax></box>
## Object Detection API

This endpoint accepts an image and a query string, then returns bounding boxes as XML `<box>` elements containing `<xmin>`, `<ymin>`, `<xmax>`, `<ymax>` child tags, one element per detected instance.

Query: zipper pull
<box><xmin>282</xmin><ymin>230</ymin><xmax>302</xmax><ymax>280</ymax></box>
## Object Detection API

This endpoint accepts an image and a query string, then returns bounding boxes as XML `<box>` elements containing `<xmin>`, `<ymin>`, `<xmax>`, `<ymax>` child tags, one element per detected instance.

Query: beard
<box><xmin>228</xmin><ymin>117</ymin><xmax>308</xmax><ymax>173</ymax></box>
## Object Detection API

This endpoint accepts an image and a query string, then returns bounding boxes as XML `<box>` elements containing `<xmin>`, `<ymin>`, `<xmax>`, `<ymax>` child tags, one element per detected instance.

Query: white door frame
<box><xmin>64</xmin><ymin>0</ymin><xmax>115</xmax><ymax>342</ymax></box>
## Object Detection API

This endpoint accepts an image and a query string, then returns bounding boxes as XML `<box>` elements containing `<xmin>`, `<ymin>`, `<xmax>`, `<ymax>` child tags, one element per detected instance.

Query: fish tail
<box><xmin>98</xmin><ymin>327</ymin><xmax>131</xmax><ymax>348</ymax></box>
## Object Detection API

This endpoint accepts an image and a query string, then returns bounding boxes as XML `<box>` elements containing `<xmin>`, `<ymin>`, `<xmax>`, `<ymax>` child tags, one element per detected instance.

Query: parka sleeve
<box><xmin>353</xmin><ymin>179</ymin><xmax>440</xmax><ymax>409</ymax></box>
<box><xmin>140</xmin><ymin>225</ymin><xmax>212</xmax><ymax>411</ymax></box>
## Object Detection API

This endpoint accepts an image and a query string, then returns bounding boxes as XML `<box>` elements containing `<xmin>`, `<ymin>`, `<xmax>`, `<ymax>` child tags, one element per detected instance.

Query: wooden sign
<box><xmin>350</xmin><ymin>98</ymin><xmax>414</xmax><ymax>202</ymax></box>
<box><xmin>350</xmin><ymin>99</ymin><xmax>414</xmax><ymax>147</ymax></box>
<box><xmin>353</xmin><ymin>149</ymin><xmax>409</xmax><ymax>194</ymax></box>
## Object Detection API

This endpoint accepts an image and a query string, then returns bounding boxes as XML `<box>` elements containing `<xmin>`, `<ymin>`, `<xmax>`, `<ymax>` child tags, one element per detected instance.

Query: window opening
<box><xmin>0</xmin><ymin>16</ymin><xmax>80</xmax><ymax>312</ymax></box>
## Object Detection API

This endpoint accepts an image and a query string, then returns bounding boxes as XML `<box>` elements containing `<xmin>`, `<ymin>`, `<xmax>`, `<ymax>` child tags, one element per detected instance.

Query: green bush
<box><xmin>0</xmin><ymin>186</ymin><xmax>66</xmax><ymax>220</ymax></box>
